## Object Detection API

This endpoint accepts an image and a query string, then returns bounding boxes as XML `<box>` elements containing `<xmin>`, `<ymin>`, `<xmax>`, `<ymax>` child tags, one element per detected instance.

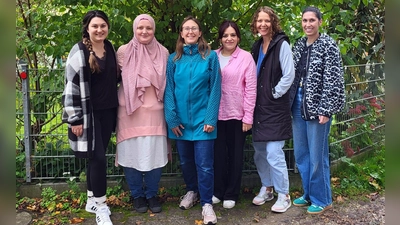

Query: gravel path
<box><xmin>66</xmin><ymin>193</ymin><xmax>385</xmax><ymax>225</ymax></box>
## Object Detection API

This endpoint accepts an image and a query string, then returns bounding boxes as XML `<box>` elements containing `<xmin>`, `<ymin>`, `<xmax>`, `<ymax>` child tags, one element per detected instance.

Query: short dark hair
<box><xmin>218</xmin><ymin>20</ymin><xmax>241</xmax><ymax>41</ymax></box>
<box><xmin>302</xmin><ymin>6</ymin><xmax>322</xmax><ymax>20</ymax></box>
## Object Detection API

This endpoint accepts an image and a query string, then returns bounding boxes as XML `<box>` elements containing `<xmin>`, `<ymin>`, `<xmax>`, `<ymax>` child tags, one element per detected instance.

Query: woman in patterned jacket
<box><xmin>62</xmin><ymin>10</ymin><xmax>118</xmax><ymax>225</ymax></box>
<box><xmin>289</xmin><ymin>6</ymin><xmax>345</xmax><ymax>215</ymax></box>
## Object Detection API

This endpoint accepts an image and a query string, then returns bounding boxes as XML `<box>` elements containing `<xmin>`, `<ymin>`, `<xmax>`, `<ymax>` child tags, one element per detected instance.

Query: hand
<box><xmin>242</xmin><ymin>123</ymin><xmax>252</xmax><ymax>132</ymax></box>
<box><xmin>203</xmin><ymin>124</ymin><xmax>215</xmax><ymax>133</ymax></box>
<box><xmin>172</xmin><ymin>124</ymin><xmax>184</xmax><ymax>137</ymax></box>
<box><xmin>71</xmin><ymin>124</ymin><xmax>83</xmax><ymax>137</ymax></box>
<box><xmin>318</xmin><ymin>115</ymin><xmax>329</xmax><ymax>124</ymax></box>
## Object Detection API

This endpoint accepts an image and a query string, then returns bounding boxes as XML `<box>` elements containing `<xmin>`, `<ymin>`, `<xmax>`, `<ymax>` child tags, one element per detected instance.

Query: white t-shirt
<box><xmin>218</xmin><ymin>52</ymin><xmax>231</xmax><ymax>70</ymax></box>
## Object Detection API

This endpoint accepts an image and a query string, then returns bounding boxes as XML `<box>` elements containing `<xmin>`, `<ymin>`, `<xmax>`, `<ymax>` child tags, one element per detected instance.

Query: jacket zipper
<box><xmin>301</xmin><ymin>45</ymin><xmax>310</xmax><ymax>120</ymax></box>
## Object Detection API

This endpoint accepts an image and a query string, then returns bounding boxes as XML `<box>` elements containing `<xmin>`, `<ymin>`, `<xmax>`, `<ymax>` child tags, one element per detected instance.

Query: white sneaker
<box><xmin>179</xmin><ymin>191</ymin><xmax>198</xmax><ymax>210</ymax></box>
<box><xmin>95</xmin><ymin>206</ymin><xmax>113</xmax><ymax>225</ymax></box>
<box><xmin>271</xmin><ymin>193</ymin><xmax>291</xmax><ymax>213</ymax></box>
<box><xmin>252</xmin><ymin>187</ymin><xmax>274</xmax><ymax>205</ymax></box>
<box><xmin>86</xmin><ymin>198</ymin><xmax>111</xmax><ymax>215</ymax></box>
<box><xmin>223</xmin><ymin>200</ymin><xmax>235</xmax><ymax>209</ymax></box>
<box><xmin>212</xmin><ymin>195</ymin><xmax>221</xmax><ymax>204</ymax></box>
<box><xmin>202</xmin><ymin>203</ymin><xmax>217</xmax><ymax>224</ymax></box>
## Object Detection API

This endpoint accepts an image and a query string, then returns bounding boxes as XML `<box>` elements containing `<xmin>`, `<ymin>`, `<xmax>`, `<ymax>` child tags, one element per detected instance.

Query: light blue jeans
<box><xmin>292</xmin><ymin>87</ymin><xmax>332</xmax><ymax>207</ymax></box>
<box><xmin>176</xmin><ymin>140</ymin><xmax>214</xmax><ymax>206</ymax></box>
<box><xmin>123</xmin><ymin>167</ymin><xmax>162</xmax><ymax>199</ymax></box>
<box><xmin>253</xmin><ymin>140</ymin><xmax>289</xmax><ymax>195</ymax></box>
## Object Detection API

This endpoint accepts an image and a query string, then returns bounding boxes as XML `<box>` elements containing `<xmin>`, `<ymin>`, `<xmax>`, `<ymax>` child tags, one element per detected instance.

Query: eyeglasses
<box><xmin>182</xmin><ymin>26</ymin><xmax>199</xmax><ymax>32</ymax></box>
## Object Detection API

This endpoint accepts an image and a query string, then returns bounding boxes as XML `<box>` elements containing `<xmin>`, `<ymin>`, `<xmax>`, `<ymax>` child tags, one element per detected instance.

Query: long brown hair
<box><xmin>250</xmin><ymin>6</ymin><xmax>281</xmax><ymax>38</ymax></box>
<box><xmin>81</xmin><ymin>10</ymin><xmax>110</xmax><ymax>73</ymax></box>
<box><xmin>173</xmin><ymin>16</ymin><xmax>210</xmax><ymax>61</ymax></box>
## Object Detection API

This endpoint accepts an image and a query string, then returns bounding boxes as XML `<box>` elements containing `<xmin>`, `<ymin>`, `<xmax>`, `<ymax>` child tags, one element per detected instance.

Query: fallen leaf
<box><xmin>336</xmin><ymin>195</ymin><xmax>345</xmax><ymax>203</ymax></box>
<box><xmin>195</xmin><ymin>219</ymin><xmax>203</xmax><ymax>225</ymax></box>
<box><xmin>331</xmin><ymin>177</ymin><xmax>340</xmax><ymax>182</ymax></box>
<box><xmin>69</xmin><ymin>217</ymin><xmax>84</xmax><ymax>224</ymax></box>
<box><xmin>27</xmin><ymin>205</ymin><xmax>36</xmax><ymax>210</ymax></box>
<box><xmin>150</xmin><ymin>213</ymin><xmax>155</xmax><ymax>217</ymax></box>
<box><xmin>369</xmin><ymin>181</ymin><xmax>380</xmax><ymax>190</ymax></box>
<box><xmin>369</xmin><ymin>192</ymin><xmax>379</xmax><ymax>201</ymax></box>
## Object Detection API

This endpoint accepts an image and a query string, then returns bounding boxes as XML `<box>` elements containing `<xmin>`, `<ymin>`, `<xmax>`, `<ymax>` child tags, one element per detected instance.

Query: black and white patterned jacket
<box><xmin>289</xmin><ymin>33</ymin><xmax>345</xmax><ymax>120</ymax></box>
<box><xmin>62</xmin><ymin>40</ymin><xmax>117</xmax><ymax>158</ymax></box>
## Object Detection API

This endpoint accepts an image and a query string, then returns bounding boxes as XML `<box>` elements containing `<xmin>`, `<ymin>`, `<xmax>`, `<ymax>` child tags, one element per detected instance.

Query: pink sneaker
<box><xmin>202</xmin><ymin>203</ymin><xmax>217</xmax><ymax>224</ymax></box>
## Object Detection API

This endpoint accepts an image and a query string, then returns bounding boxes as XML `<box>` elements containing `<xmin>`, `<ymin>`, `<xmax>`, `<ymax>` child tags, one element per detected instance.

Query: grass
<box><xmin>330</xmin><ymin>144</ymin><xmax>385</xmax><ymax>200</ymax></box>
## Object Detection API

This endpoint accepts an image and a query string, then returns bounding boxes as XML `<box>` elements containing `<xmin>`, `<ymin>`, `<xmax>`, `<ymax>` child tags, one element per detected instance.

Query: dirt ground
<box><xmin>71</xmin><ymin>192</ymin><xmax>385</xmax><ymax>225</ymax></box>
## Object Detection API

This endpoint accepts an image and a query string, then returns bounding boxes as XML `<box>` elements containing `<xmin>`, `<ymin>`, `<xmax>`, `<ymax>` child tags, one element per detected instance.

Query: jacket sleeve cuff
<box><xmin>71</xmin><ymin>120</ymin><xmax>83</xmax><ymax>126</ymax></box>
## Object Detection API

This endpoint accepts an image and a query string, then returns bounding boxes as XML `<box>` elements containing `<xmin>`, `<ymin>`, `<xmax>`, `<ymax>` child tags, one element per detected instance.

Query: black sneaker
<box><xmin>147</xmin><ymin>196</ymin><xmax>162</xmax><ymax>213</ymax></box>
<box><xmin>133</xmin><ymin>197</ymin><xmax>148</xmax><ymax>213</ymax></box>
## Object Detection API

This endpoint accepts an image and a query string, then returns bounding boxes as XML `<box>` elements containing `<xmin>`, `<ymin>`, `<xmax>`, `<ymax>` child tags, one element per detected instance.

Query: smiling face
<box><xmin>221</xmin><ymin>26</ymin><xmax>239</xmax><ymax>54</ymax></box>
<box><xmin>135</xmin><ymin>19</ymin><xmax>154</xmax><ymax>45</ymax></box>
<box><xmin>180</xmin><ymin>19</ymin><xmax>202</xmax><ymax>45</ymax></box>
<box><xmin>256</xmin><ymin>11</ymin><xmax>272</xmax><ymax>38</ymax></box>
<box><xmin>87</xmin><ymin>17</ymin><xmax>109</xmax><ymax>44</ymax></box>
<box><xmin>302</xmin><ymin>11</ymin><xmax>322</xmax><ymax>40</ymax></box>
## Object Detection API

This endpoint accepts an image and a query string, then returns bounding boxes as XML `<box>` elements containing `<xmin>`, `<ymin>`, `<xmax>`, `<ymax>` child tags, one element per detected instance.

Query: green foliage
<box><xmin>106</xmin><ymin>181</ymin><xmax>124</xmax><ymax>197</ymax></box>
<box><xmin>40</xmin><ymin>187</ymin><xmax>57</xmax><ymax>210</ymax></box>
<box><xmin>17</xmin><ymin>0</ymin><xmax>385</xmax><ymax>63</ymax></box>
<box><xmin>16</xmin><ymin>151</ymin><xmax>26</xmax><ymax>179</ymax></box>
<box><xmin>328</xmin><ymin>63</ymin><xmax>385</xmax><ymax>160</ymax></box>
<box><xmin>160</xmin><ymin>184</ymin><xmax>186</xmax><ymax>197</ymax></box>
<box><xmin>331</xmin><ymin>146</ymin><xmax>385</xmax><ymax>198</ymax></box>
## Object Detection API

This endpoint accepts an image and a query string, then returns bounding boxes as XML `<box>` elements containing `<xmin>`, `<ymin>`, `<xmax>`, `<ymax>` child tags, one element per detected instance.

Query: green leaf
<box><xmin>351</xmin><ymin>37</ymin><xmax>360</xmax><ymax>48</ymax></box>
<box><xmin>336</xmin><ymin>25</ymin><xmax>346</xmax><ymax>32</ymax></box>
<box><xmin>45</xmin><ymin>46</ymin><xmax>55</xmax><ymax>56</ymax></box>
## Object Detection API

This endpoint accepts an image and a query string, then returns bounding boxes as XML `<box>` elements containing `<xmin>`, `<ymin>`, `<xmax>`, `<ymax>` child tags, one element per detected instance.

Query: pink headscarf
<box><xmin>121</xmin><ymin>14</ymin><xmax>168</xmax><ymax>115</ymax></box>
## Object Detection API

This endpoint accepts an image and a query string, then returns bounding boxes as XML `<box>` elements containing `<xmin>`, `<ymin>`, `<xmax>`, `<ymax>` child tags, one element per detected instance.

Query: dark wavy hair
<box><xmin>250</xmin><ymin>6</ymin><xmax>281</xmax><ymax>37</ymax></box>
<box><xmin>81</xmin><ymin>10</ymin><xmax>110</xmax><ymax>73</ymax></box>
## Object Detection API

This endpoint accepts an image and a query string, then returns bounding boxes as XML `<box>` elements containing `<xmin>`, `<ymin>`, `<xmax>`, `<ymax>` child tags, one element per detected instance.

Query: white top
<box><xmin>218</xmin><ymin>52</ymin><xmax>231</xmax><ymax>69</ymax></box>
<box><xmin>116</xmin><ymin>135</ymin><xmax>167</xmax><ymax>171</ymax></box>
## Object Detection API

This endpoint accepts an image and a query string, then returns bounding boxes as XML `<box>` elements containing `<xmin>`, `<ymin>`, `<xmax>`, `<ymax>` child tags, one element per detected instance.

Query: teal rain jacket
<box><xmin>164</xmin><ymin>44</ymin><xmax>221</xmax><ymax>141</ymax></box>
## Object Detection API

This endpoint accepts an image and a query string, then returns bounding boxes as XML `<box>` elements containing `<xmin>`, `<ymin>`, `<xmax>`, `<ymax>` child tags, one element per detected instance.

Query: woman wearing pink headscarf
<box><xmin>115</xmin><ymin>14</ymin><xmax>169</xmax><ymax>214</ymax></box>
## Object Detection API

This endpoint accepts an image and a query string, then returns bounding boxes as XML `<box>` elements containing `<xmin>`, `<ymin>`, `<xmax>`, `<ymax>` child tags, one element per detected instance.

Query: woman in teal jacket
<box><xmin>164</xmin><ymin>16</ymin><xmax>221</xmax><ymax>225</ymax></box>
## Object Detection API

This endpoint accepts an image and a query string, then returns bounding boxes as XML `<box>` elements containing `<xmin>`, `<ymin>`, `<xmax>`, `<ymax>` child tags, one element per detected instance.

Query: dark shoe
<box><xmin>147</xmin><ymin>196</ymin><xmax>162</xmax><ymax>213</ymax></box>
<box><xmin>133</xmin><ymin>197</ymin><xmax>148</xmax><ymax>213</ymax></box>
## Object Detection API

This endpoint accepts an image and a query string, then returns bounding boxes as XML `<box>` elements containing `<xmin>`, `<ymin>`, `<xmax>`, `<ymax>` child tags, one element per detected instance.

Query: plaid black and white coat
<box><xmin>62</xmin><ymin>40</ymin><xmax>117</xmax><ymax>158</ymax></box>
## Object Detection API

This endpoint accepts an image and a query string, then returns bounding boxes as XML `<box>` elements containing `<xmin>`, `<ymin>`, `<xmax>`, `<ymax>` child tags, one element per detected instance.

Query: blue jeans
<box><xmin>292</xmin><ymin>87</ymin><xmax>332</xmax><ymax>207</ymax></box>
<box><xmin>253</xmin><ymin>140</ymin><xmax>289</xmax><ymax>194</ymax></box>
<box><xmin>176</xmin><ymin>140</ymin><xmax>214</xmax><ymax>206</ymax></box>
<box><xmin>123</xmin><ymin>167</ymin><xmax>162</xmax><ymax>199</ymax></box>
